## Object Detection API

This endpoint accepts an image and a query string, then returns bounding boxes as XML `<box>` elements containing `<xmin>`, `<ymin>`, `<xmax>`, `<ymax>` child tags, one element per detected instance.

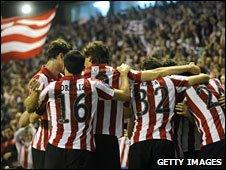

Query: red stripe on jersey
<box><xmin>133</xmin><ymin>84</ymin><xmax>142</xmax><ymax>143</ymax></box>
<box><xmin>96</xmin><ymin>88</ymin><xmax>114</xmax><ymax>100</ymax></box>
<box><xmin>65</xmin><ymin>80</ymin><xmax>78</xmax><ymax>149</ymax></box>
<box><xmin>146</xmin><ymin>82</ymin><xmax>156</xmax><ymax>139</ymax></box>
<box><xmin>24</xmin><ymin>148</ymin><xmax>28</xmax><ymax>169</ymax></box>
<box><xmin>52</xmin><ymin>81</ymin><xmax>64</xmax><ymax>146</ymax></box>
<box><xmin>213</xmin><ymin>79</ymin><xmax>225</xmax><ymax>95</ymax></box>
<box><xmin>128</xmin><ymin>70</ymin><xmax>142</xmax><ymax>82</ymax></box>
<box><xmin>199</xmin><ymin>89</ymin><xmax>225</xmax><ymax>141</ymax></box>
<box><xmin>94</xmin><ymin>65</ymin><xmax>106</xmax><ymax>135</ymax></box>
<box><xmin>42</xmin><ymin>114</ymin><xmax>49</xmax><ymax>149</ymax></box>
<box><xmin>46</xmin><ymin>102</ymin><xmax>52</xmax><ymax>141</ymax></box>
<box><xmin>171</xmin><ymin>78</ymin><xmax>188</xmax><ymax>87</ymax></box>
<box><xmin>109</xmin><ymin>100</ymin><xmax>117</xmax><ymax>136</ymax></box>
<box><xmin>109</xmin><ymin>71</ymin><xmax>119</xmax><ymax>135</ymax></box>
<box><xmin>134</xmin><ymin>83</ymin><xmax>142</xmax><ymax>114</ymax></box>
<box><xmin>83</xmin><ymin>69</ymin><xmax>91</xmax><ymax>78</ymax></box>
<box><xmin>36</xmin><ymin>125</ymin><xmax>42</xmax><ymax>150</ymax></box>
<box><xmin>80</xmin><ymin>79</ymin><xmax>92</xmax><ymax>149</ymax></box>
<box><xmin>158</xmin><ymin>78</ymin><xmax>170</xmax><ymax>139</ymax></box>
<box><xmin>186</xmin><ymin>94</ymin><xmax>213</xmax><ymax>145</ymax></box>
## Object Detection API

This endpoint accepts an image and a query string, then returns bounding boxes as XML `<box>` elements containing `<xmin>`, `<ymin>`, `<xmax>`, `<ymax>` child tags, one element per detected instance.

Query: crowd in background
<box><xmin>1</xmin><ymin>1</ymin><xmax>225</xmax><ymax>168</ymax></box>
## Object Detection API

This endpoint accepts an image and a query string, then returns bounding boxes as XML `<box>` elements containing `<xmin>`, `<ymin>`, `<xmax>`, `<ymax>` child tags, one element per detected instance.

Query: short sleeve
<box><xmin>128</xmin><ymin>70</ymin><xmax>142</xmax><ymax>83</ymax></box>
<box><xmin>169</xmin><ymin>75</ymin><xmax>189</xmax><ymax>93</ymax></box>
<box><xmin>95</xmin><ymin>80</ymin><xmax>114</xmax><ymax>100</ymax></box>
<box><xmin>36</xmin><ymin>83</ymin><xmax>52</xmax><ymax>115</ymax></box>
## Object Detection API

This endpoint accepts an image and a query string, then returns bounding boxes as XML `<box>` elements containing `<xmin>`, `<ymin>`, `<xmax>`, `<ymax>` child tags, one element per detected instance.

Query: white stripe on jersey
<box><xmin>58</xmin><ymin>80</ymin><xmax>71</xmax><ymax>147</ymax></box>
<box><xmin>131</xmin><ymin>76</ymin><xmax>187</xmax><ymax>144</ymax></box>
<box><xmin>186</xmin><ymin>86</ymin><xmax>225</xmax><ymax>146</ymax></box>
<box><xmin>164</xmin><ymin>78</ymin><xmax>175</xmax><ymax>140</ymax></box>
<box><xmin>139</xmin><ymin>83</ymin><xmax>149</xmax><ymax>141</ymax></box>
<box><xmin>152</xmin><ymin>80</ymin><xmax>162</xmax><ymax>139</ymax></box>
<box><xmin>48</xmin><ymin>82</ymin><xmax>57</xmax><ymax>144</ymax></box>
<box><xmin>102</xmin><ymin>67</ymin><xmax>113</xmax><ymax>134</ymax></box>
<box><xmin>32</xmin><ymin>73</ymin><xmax>50</xmax><ymax>151</ymax></box>
<box><xmin>37</xmin><ymin>73</ymin><xmax>49</xmax><ymax>87</ymax></box>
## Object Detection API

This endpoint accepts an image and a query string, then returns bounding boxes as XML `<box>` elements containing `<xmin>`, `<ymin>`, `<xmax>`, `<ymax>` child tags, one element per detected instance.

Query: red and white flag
<box><xmin>1</xmin><ymin>7</ymin><xmax>57</xmax><ymax>61</ymax></box>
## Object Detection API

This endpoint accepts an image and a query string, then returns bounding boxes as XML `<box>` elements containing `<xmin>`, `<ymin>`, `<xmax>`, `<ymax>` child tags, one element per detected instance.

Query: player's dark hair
<box><xmin>64</xmin><ymin>50</ymin><xmax>85</xmax><ymax>75</ymax></box>
<box><xmin>163</xmin><ymin>59</ymin><xmax>177</xmax><ymax>67</ymax></box>
<box><xmin>83</xmin><ymin>41</ymin><xmax>111</xmax><ymax>64</ymax></box>
<box><xmin>162</xmin><ymin>59</ymin><xmax>195</xmax><ymax>76</ymax></box>
<box><xmin>141</xmin><ymin>57</ymin><xmax>162</xmax><ymax>70</ymax></box>
<box><xmin>47</xmin><ymin>38</ymin><xmax>72</xmax><ymax>60</ymax></box>
<box><xmin>200</xmin><ymin>67</ymin><xmax>208</xmax><ymax>74</ymax></box>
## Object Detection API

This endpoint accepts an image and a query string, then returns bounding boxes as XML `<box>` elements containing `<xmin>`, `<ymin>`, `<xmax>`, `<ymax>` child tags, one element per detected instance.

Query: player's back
<box><xmin>31</xmin><ymin>66</ymin><xmax>61</xmax><ymax>150</ymax></box>
<box><xmin>185</xmin><ymin>78</ymin><xmax>225</xmax><ymax>146</ymax></box>
<box><xmin>83</xmin><ymin>64</ymin><xmax>123</xmax><ymax>137</ymax></box>
<box><xmin>131</xmin><ymin>75</ymin><xmax>188</xmax><ymax>144</ymax></box>
<box><xmin>43</xmin><ymin>75</ymin><xmax>114</xmax><ymax>151</ymax></box>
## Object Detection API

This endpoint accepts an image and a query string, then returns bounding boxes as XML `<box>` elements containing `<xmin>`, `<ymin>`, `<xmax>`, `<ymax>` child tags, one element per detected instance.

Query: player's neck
<box><xmin>45</xmin><ymin>60</ymin><xmax>61</xmax><ymax>79</ymax></box>
<box><xmin>64</xmin><ymin>69</ymin><xmax>81</xmax><ymax>77</ymax></box>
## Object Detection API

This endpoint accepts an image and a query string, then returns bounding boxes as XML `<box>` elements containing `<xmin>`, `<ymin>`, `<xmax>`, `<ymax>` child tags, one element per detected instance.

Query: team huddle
<box><xmin>19</xmin><ymin>38</ymin><xmax>225</xmax><ymax>169</ymax></box>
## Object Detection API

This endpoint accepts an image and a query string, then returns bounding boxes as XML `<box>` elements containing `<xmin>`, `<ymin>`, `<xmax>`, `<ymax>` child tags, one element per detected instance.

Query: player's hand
<box><xmin>3</xmin><ymin>152</ymin><xmax>12</xmax><ymax>160</ymax></box>
<box><xmin>117</xmin><ymin>64</ymin><xmax>131</xmax><ymax>75</ymax></box>
<box><xmin>219</xmin><ymin>95</ymin><xmax>225</xmax><ymax>108</ymax></box>
<box><xmin>175</xmin><ymin>102</ymin><xmax>188</xmax><ymax>117</ymax></box>
<box><xmin>29</xmin><ymin>78</ymin><xmax>41</xmax><ymax>91</ymax></box>
<box><xmin>188</xmin><ymin>62</ymin><xmax>201</xmax><ymax>75</ymax></box>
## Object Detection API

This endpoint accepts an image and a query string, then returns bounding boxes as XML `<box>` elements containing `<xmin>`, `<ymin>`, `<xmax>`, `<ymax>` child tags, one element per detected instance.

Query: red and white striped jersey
<box><xmin>119</xmin><ymin>137</ymin><xmax>130</xmax><ymax>169</ymax></box>
<box><xmin>14</xmin><ymin>127</ymin><xmax>35</xmax><ymax>169</ymax></box>
<box><xmin>31</xmin><ymin>66</ymin><xmax>61</xmax><ymax>151</ymax></box>
<box><xmin>82</xmin><ymin>64</ymin><xmax>141</xmax><ymax>137</ymax></box>
<box><xmin>131</xmin><ymin>75</ymin><xmax>189</xmax><ymax>144</ymax></box>
<box><xmin>184</xmin><ymin>78</ymin><xmax>225</xmax><ymax>147</ymax></box>
<box><xmin>38</xmin><ymin>75</ymin><xmax>114</xmax><ymax>151</ymax></box>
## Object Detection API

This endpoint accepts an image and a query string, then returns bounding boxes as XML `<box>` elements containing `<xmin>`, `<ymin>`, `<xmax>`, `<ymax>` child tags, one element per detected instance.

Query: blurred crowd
<box><xmin>1</xmin><ymin>1</ymin><xmax>225</xmax><ymax>168</ymax></box>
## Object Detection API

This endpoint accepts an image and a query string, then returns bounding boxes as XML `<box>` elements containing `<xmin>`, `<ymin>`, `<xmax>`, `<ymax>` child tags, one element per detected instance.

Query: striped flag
<box><xmin>1</xmin><ymin>7</ymin><xmax>57</xmax><ymax>62</ymax></box>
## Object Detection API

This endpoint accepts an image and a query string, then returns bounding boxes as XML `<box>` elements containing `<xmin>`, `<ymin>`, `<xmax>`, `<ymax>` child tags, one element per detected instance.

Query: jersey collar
<box><xmin>40</xmin><ymin>66</ymin><xmax>59</xmax><ymax>80</ymax></box>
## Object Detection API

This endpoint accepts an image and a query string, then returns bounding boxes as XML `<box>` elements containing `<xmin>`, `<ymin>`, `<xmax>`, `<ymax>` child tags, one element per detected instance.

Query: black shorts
<box><xmin>128</xmin><ymin>139</ymin><xmax>175</xmax><ymax>169</ymax></box>
<box><xmin>94</xmin><ymin>134</ymin><xmax>121</xmax><ymax>169</ymax></box>
<box><xmin>32</xmin><ymin>147</ymin><xmax>45</xmax><ymax>169</ymax></box>
<box><xmin>44</xmin><ymin>143</ymin><xmax>94</xmax><ymax>169</ymax></box>
<box><xmin>197</xmin><ymin>140</ymin><xmax>225</xmax><ymax>169</ymax></box>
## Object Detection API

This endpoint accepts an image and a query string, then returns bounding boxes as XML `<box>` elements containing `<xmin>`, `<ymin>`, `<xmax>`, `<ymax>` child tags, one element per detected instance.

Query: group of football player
<box><xmin>19</xmin><ymin>38</ymin><xmax>225</xmax><ymax>169</ymax></box>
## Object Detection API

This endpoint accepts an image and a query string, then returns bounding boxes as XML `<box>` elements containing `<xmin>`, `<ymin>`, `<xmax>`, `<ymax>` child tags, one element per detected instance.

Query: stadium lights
<box><xmin>21</xmin><ymin>4</ymin><xmax>32</xmax><ymax>14</ymax></box>
<box><xmin>136</xmin><ymin>1</ymin><xmax>156</xmax><ymax>9</ymax></box>
<box><xmin>93</xmin><ymin>1</ymin><xmax>110</xmax><ymax>16</ymax></box>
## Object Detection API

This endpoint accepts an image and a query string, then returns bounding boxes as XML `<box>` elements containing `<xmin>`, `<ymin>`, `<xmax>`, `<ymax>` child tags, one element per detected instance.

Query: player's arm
<box><xmin>24</xmin><ymin>83</ymin><xmax>47</xmax><ymax>113</ymax></box>
<box><xmin>219</xmin><ymin>95</ymin><xmax>225</xmax><ymax>108</ymax></box>
<box><xmin>140</xmin><ymin>63</ymin><xmax>201</xmax><ymax>82</ymax></box>
<box><xmin>29</xmin><ymin>112</ymin><xmax>40</xmax><ymax>123</ymax></box>
<box><xmin>96</xmin><ymin>64</ymin><xmax>131</xmax><ymax>102</ymax></box>
<box><xmin>18</xmin><ymin>111</ymin><xmax>30</xmax><ymax>128</ymax></box>
<box><xmin>124</xmin><ymin>106</ymin><xmax>132</xmax><ymax>119</ymax></box>
<box><xmin>187</xmin><ymin>73</ymin><xmax>210</xmax><ymax>86</ymax></box>
<box><xmin>113</xmin><ymin>64</ymin><xmax>131</xmax><ymax>101</ymax></box>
